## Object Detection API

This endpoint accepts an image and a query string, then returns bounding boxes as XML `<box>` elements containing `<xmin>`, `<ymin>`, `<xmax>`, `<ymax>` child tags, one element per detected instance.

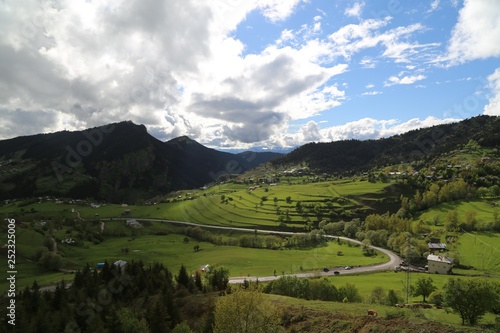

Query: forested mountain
<box><xmin>0</xmin><ymin>121</ymin><xmax>281</xmax><ymax>203</ymax></box>
<box><xmin>1</xmin><ymin>116</ymin><xmax>498</xmax><ymax>203</ymax></box>
<box><xmin>272</xmin><ymin>115</ymin><xmax>500</xmax><ymax>173</ymax></box>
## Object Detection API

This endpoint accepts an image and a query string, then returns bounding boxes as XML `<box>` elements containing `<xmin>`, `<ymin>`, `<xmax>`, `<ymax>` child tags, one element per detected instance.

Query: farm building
<box><xmin>199</xmin><ymin>264</ymin><xmax>210</xmax><ymax>272</ymax></box>
<box><xmin>427</xmin><ymin>242</ymin><xmax>446</xmax><ymax>253</ymax></box>
<box><xmin>114</xmin><ymin>260</ymin><xmax>127</xmax><ymax>269</ymax></box>
<box><xmin>427</xmin><ymin>254</ymin><xmax>453</xmax><ymax>274</ymax></box>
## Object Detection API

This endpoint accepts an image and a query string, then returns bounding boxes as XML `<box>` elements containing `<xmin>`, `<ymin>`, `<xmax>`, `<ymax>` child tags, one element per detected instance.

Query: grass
<box><xmin>0</xmin><ymin>178</ymin><xmax>400</xmax><ymax>229</ymax></box>
<box><xmin>0</xmin><ymin>230</ymin><xmax>388</xmax><ymax>294</ymax></box>
<box><xmin>52</xmin><ymin>233</ymin><xmax>388</xmax><ymax>276</ymax></box>
<box><xmin>324</xmin><ymin>271</ymin><xmax>493</xmax><ymax>301</ymax></box>
<box><xmin>266</xmin><ymin>293</ymin><xmax>498</xmax><ymax>331</ymax></box>
<box><xmin>454</xmin><ymin>231</ymin><xmax>500</xmax><ymax>274</ymax></box>
<box><xmin>416</xmin><ymin>199</ymin><xmax>500</xmax><ymax>227</ymax></box>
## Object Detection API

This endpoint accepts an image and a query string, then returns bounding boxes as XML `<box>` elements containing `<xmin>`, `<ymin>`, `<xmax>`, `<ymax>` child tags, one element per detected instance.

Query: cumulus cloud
<box><xmin>345</xmin><ymin>2</ymin><xmax>364</xmax><ymax>18</ymax></box>
<box><xmin>322</xmin><ymin>116</ymin><xmax>460</xmax><ymax>142</ymax></box>
<box><xmin>484</xmin><ymin>68</ymin><xmax>500</xmax><ymax>116</ymax></box>
<box><xmin>301</xmin><ymin>120</ymin><xmax>322</xmax><ymax>142</ymax></box>
<box><xmin>0</xmin><ymin>0</ymin><xmax>211</xmax><ymax>138</ymax></box>
<box><xmin>447</xmin><ymin>0</ymin><xmax>500</xmax><ymax>63</ymax></box>
<box><xmin>276</xmin><ymin>116</ymin><xmax>460</xmax><ymax>147</ymax></box>
<box><xmin>0</xmin><ymin>0</ymin><xmax>486</xmax><ymax>150</ymax></box>
<box><xmin>385</xmin><ymin>74</ymin><xmax>426</xmax><ymax>86</ymax></box>
<box><xmin>256</xmin><ymin>0</ymin><xmax>306</xmax><ymax>22</ymax></box>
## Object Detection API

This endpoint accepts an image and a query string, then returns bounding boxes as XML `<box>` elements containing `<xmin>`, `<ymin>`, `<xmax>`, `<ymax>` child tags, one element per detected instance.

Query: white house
<box><xmin>114</xmin><ymin>260</ymin><xmax>127</xmax><ymax>269</ymax></box>
<box><xmin>427</xmin><ymin>254</ymin><xmax>453</xmax><ymax>274</ymax></box>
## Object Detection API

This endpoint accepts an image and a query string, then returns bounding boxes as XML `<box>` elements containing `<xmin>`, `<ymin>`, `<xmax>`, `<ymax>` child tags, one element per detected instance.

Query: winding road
<box><xmin>125</xmin><ymin>218</ymin><xmax>401</xmax><ymax>284</ymax></box>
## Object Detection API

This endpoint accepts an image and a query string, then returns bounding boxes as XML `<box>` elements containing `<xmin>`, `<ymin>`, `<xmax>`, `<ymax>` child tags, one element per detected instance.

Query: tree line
<box><xmin>183</xmin><ymin>226</ymin><xmax>327</xmax><ymax>250</ymax></box>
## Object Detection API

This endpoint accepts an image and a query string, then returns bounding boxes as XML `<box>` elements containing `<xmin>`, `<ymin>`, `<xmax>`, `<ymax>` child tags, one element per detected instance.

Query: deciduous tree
<box><xmin>412</xmin><ymin>277</ymin><xmax>436</xmax><ymax>302</ymax></box>
<box><xmin>213</xmin><ymin>288</ymin><xmax>283</xmax><ymax>333</ymax></box>
<box><xmin>444</xmin><ymin>278</ymin><xmax>499</xmax><ymax>326</ymax></box>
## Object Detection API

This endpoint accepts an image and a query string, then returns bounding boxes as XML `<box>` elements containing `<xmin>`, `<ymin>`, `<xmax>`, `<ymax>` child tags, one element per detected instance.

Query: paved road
<box><xmin>124</xmin><ymin>218</ymin><xmax>401</xmax><ymax>284</ymax></box>
<box><xmin>37</xmin><ymin>218</ymin><xmax>400</xmax><ymax>292</ymax></box>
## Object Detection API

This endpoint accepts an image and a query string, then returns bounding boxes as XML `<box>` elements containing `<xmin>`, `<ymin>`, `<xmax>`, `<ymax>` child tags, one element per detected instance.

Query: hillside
<box><xmin>272</xmin><ymin>115</ymin><xmax>500</xmax><ymax>173</ymax></box>
<box><xmin>0</xmin><ymin>121</ymin><xmax>281</xmax><ymax>203</ymax></box>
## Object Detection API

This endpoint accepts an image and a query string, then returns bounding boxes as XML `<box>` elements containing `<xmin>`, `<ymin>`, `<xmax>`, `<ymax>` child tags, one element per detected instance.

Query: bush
<box><xmin>385</xmin><ymin>309</ymin><xmax>406</xmax><ymax>319</ymax></box>
<box><xmin>429</xmin><ymin>290</ymin><xmax>444</xmax><ymax>306</ymax></box>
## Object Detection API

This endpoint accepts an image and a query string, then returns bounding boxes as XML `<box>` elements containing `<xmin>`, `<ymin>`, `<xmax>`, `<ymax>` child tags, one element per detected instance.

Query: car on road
<box><xmin>333</xmin><ymin>271</ymin><xmax>340</xmax><ymax>275</ymax></box>
<box><xmin>323</xmin><ymin>267</ymin><xmax>329</xmax><ymax>272</ymax></box>
<box><xmin>344</xmin><ymin>266</ymin><xmax>352</xmax><ymax>270</ymax></box>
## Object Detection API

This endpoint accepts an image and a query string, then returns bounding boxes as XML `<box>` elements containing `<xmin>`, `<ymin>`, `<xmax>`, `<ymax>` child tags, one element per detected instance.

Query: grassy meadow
<box><xmin>0</xmin><ymin>229</ymin><xmax>388</xmax><ymax>294</ymax></box>
<box><xmin>0</xmin><ymin>178</ymin><xmax>399</xmax><ymax>229</ymax></box>
<box><xmin>1</xmin><ymin>174</ymin><xmax>500</xmax><ymax>332</ymax></box>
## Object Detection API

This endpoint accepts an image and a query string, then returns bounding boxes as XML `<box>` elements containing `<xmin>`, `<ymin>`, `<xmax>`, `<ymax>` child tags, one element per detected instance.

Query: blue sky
<box><xmin>0</xmin><ymin>0</ymin><xmax>499</xmax><ymax>150</ymax></box>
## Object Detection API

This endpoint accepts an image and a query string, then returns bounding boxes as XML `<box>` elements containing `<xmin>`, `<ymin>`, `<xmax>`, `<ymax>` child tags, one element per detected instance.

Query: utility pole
<box><xmin>402</xmin><ymin>237</ymin><xmax>411</xmax><ymax>304</ymax></box>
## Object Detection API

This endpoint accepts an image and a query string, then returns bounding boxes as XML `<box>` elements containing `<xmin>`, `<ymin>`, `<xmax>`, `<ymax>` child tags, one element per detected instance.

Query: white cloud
<box><xmin>276</xmin><ymin>28</ymin><xmax>295</xmax><ymax>45</ymax></box>
<box><xmin>0</xmin><ymin>0</ymin><xmax>486</xmax><ymax>150</ymax></box>
<box><xmin>447</xmin><ymin>0</ymin><xmax>500</xmax><ymax>64</ymax></box>
<box><xmin>327</xmin><ymin>18</ymin><xmax>438</xmax><ymax>63</ymax></box>
<box><xmin>365</xmin><ymin>84</ymin><xmax>375</xmax><ymax>89</ymax></box>
<box><xmin>361</xmin><ymin>91</ymin><xmax>382</xmax><ymax>96</ymax></box>
<box><xmin>322</xmin><ymin>116</ymin><xmax>459</xmax><ymax>142</ymax></box>
<box><xmin>385</xmin><ymin>74</ymin><xmax>426</xmax><ymax>86</ymax></box>
<box><xmin>344</xmin><ymin>2</ymin><xmax>364</xmax><ymax>18</ymax></box>
<box><xmin>301</xmin><ymin>120</ymin><xmax>322</xmax><ymax>141</ymax></box>
<box><xmin>256</xmin><ymin>0</ymin><xmax>306</xmax><ymax>22</ymax></box>
<box><xmin>276</xmin><ymin>116</ymin><xmax>460</xmax><ymax>147</ymax></box>
<box><xmin>484</xmin><ymin>68</ymin><xmax>500</xmax><ymax>116</ymax></box>
<box><xmin>429</xmin><ymin>0</ymin><xmax>440</xmax><ymax>12</ymax></box>
<box><xmin>360</xmin><ymin>57</ymin><xmax>377</xmax><ymax>68</ymax></box>
<box><xmin>0</xmin><ymin>0</ymin><xmax>316</xmax><ymax>144</ymax></box>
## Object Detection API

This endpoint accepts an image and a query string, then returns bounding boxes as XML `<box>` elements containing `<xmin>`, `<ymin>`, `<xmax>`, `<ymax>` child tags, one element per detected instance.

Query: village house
<box><xmin>114</xmin><ymin>260</ymin><xmax>127</xmax><ymax>269</ymax></box>
<box><xmin>427</xmin><ymin>254</ymin><xmax>453</xmax><ymax>274</ymax></box>
<box><xmin>126</xmin><ymin>219</ymin><xmax>143</xmax><ymax>228</ymax></box>
<box><xmin>427</xmin><ymin>238</ymin><xmax>446</xmax><ymax>254</ymax></box>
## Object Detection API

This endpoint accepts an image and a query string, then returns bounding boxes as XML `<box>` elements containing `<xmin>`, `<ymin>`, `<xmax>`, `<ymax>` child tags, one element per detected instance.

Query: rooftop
<box><xmin>427</xmin><ymin>254</ymin><xmax>454</xmax><ymax>264</ymax></box>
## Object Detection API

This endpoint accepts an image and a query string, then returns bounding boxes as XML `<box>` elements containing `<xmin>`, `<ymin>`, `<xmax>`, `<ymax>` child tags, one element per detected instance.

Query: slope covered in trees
<box><xmin>272</xmin><ymin>115</ymin><xmax>500</xmax><ymax>173</ymax></box>
<box><xmin>0</xmin><ymin>121</ymin><xmax>281</xmax><ymax>203</ymax></box>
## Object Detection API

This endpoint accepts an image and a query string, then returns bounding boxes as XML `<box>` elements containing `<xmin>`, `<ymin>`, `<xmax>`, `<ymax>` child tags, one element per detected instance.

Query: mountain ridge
<box><xmin>0</xmin><ymin>121</ymin><xmax>282</xmax><ymax>203</ymax></box>
<box><xmin>272</xmin><ymin>115</ymin><xmax>500</xmax><ymax>173</ymax></box>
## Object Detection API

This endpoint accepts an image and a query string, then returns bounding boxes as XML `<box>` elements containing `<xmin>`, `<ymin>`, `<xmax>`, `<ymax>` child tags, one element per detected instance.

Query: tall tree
<box><xmin>443</xmin><ymin>278</ymin><xmax>499</xmax><ymax>326</ymax></box>
<box><xmin>213</xmin><ymin>288</ymin><xmax>283</xmax><ymax>333</ymax></box>
<box><xmin>207</xmin><ymin>266</ymin><xmax>230</xmax><ymax>291</ymax></box>
<box><xmin>176</xmin><ymin>264</ymin><xmax>191</xmax><ymax>290</ymax></box>
<box><xmin>412</xmin><ymin>277</ymin><xmax>436</xmax><ymax>303</ymax></box>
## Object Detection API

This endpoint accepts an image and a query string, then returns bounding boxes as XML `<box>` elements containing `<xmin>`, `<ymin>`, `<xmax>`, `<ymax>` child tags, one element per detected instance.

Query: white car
<box><xmin>344</xmin><ymin>266</ymin><xmax>352</xmax><ymax>270</ymax></box>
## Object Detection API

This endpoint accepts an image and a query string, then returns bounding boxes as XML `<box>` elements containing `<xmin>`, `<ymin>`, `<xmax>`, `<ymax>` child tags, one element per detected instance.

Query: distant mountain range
<box><xmin>1</xmin><ymin>116</ymin><xmax>499</xmax><ymax>203</ymax></box>
<box><xmin>0</xmin><ymin>121</ymin><xmax>281</xmax><ymax>203</ymax></box>
<box><xmin>272</xmin><ymin>115</ymin><xmax>500</xmax><ymax>173</ymax></box>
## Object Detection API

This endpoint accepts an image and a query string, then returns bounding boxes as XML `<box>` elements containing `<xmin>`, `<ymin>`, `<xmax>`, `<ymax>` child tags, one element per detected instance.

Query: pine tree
<box><xmin>176</xmin><ymin>264</ymin><xmax>190</xmax><ymax>289</ymax></box>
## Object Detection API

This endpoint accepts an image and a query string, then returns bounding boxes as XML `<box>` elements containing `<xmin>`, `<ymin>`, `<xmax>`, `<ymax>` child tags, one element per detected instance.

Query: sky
<box><xmin>1</xmin><ymin>0</ymin><xmax>499</xmax><ymax>151</ymax></box>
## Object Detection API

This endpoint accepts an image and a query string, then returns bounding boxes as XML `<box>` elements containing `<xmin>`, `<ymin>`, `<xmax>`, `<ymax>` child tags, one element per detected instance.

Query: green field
<box><xmin>417</xmin><ymin>199</ymin><xmax>500</xmax><ymax>227</ymax></box>
<box><xmin>267</xmin><ymin>292</ymin><xmax>498</xmax><ymax>330</ymax></box>
<box><xmin>0</xmin><ymin>231</ymin><xmax>387</xmax><ymax>293</ymax></box>
<box><xmin>0</xmin><ymin>178</ymin><xmax>399</xmax><ymax>229</ymax></box>
<box><xmin>454</xmin><ymin>232</ymin><xmax>500</xmax><ymax>273</ymax></box>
